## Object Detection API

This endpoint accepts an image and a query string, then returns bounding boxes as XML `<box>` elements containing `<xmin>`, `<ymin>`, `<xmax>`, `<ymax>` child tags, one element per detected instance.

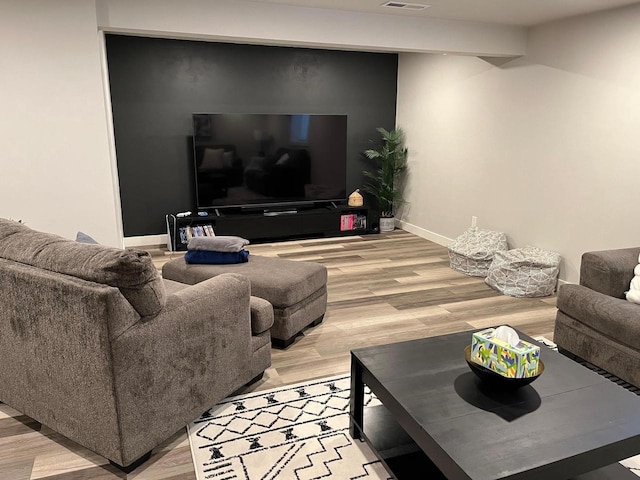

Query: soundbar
<box><xmin>263</xmin><ymin>209</ymin><xmax>298</xmax><ymax>216</ymax></box>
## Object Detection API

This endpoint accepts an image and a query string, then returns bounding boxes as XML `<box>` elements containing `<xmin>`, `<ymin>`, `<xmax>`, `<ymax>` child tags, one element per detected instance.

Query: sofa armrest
<box><xmin>580</xmin><ymin>247</ymin><xmax>640</xmax><ymax>298</ymax></box>
<box><xmin>110</xmin><ymin>273</ymin><xmax>254</xmax><ymax>464</ymax></box>
<box><xmin>250</xmin><ymin>296</ymin><xmax>273</xmax><ymax>335</ymax></box>
<box><xmin>557</xmin><ymin>283</ymin><xmax>640</xmax><ymax>351</ymax></box>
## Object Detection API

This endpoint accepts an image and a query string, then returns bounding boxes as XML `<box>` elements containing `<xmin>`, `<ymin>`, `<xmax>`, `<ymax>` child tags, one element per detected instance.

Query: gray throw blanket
<box><xmin>187</xmin><ymin>236</ymin><xmax>249</xmax><ymax>253</ymax></box>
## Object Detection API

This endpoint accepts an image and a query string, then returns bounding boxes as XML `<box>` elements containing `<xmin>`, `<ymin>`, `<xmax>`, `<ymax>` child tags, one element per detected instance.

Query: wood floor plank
<box><xmin>0</xmin><ymin>458</ymin><xmax>34</xmax><ymax>480</ymax></box>
<box><xmin>0</xmin><ymin>229</ymin><xmax>561</xmax><ymax>479</ymax></box>
<box><xmin>0</xmin><ymin>416</ymin><xmax>41</xmax><ymax>438</ymax></box>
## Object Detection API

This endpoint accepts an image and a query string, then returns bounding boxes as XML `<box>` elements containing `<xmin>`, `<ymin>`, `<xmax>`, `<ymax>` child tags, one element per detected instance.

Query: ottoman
<box><xmin>162</xmin><ymin>255</ymin><xmax>327</xmax><ymax>348</ymax></box>
<box><xmin>484</xmin><ymin>246</ymin><xmax>562</xmax><ymax>298</ymax></box>
<box><xmin>448</xmin><ymin>227</ymin><xmax>509</xmax><ymax>277</ymax></box>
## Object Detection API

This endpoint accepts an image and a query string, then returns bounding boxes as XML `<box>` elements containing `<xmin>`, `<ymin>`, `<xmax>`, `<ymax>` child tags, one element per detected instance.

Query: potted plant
<box><xmin>362</xmin><ymin>127</ymin><xmax>408</xmax><ymax>232</ymax></box>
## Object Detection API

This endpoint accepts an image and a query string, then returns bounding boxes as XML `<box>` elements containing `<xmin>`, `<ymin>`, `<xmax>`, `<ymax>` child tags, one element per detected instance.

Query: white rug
<box><xmin>188</xmin><ymin>374</ymin><xmax>391</xmax><ymax>480</ymax></box>
<box><xmin>188</xmin><ymin>363</ymin><xmax>640</xmax><ymax>479</ymax></box>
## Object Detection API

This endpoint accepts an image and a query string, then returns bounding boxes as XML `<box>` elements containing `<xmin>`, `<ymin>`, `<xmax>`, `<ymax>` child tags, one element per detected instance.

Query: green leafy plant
<box><xmin>362</xmin><ymin>127</ymin><xmax>408</xmax><ymax>218</ymax></box>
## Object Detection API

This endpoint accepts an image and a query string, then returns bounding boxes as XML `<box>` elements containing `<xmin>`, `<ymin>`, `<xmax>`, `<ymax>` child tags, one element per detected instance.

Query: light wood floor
<box><xmin>0</xmin><ymin>230</ymin><xmax>557</xmax><ymax>479</ymax></box>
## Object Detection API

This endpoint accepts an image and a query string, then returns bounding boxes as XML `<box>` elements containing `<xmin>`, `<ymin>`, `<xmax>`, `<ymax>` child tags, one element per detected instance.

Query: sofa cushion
<box><xmin>250</xmin><ymin>296</ymin><xmax>274</xmax><ymax>335</ymax></box>
<box><xmin>580</xmin><ymin>248</ymin><xmax>640</xmax><ymax>299</ymax></box>
<box><xmin>557</xmin><ymin>283</ymin><xmax>640</xmax><ymax>351</ymax></box>
<box><xmin>0</xmin><ymin>218</ymin><xmax>165</xmax><ymax>317</ymax></box>
<box><xmin>162</xmin><ymin>278</ymin><xmax>189</xmax><ymax>296</ymax></box>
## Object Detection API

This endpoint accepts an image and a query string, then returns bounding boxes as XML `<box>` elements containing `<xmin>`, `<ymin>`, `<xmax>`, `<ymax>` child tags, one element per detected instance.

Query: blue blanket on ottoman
<box><xmin>184</xmin><ymin>250</ymin><xmax>249</xmax><ymax>265</ymax></box>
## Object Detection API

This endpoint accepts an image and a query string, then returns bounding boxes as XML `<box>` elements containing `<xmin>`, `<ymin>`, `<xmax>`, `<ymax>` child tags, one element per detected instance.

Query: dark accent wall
<box><xmin>105</xmin><ymin>34</ymin><xmax>398</xmax><ymax>236</ymax></box>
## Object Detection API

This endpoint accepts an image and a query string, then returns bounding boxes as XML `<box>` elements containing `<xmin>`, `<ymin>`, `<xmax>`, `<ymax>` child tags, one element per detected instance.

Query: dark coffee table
<box><xmin>349</xmin><ymin>328</ymin><xmax>640</xmax><ymax>479</ymax></box>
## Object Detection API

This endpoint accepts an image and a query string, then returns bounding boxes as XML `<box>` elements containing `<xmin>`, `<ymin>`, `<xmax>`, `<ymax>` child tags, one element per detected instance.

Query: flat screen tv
<box><xmin>192</xmin><ymin>113</ymin><xmax>347</xmax><ymax>210</ymax></box>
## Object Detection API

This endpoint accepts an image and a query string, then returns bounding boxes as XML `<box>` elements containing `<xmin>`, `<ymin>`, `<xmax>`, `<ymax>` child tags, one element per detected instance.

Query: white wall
<box><xmin>0</xmin><ymin>0</ymin><xmax>526</xmax><ymax>248</ymax></box>
<box><xmin>396</xmin><ymin>4</ymin><xmax>640</xmax><ymax>283</ymax></box>
<box><xmin>0</xmin><ymin>0</ymin><xmax>122</xmax><ymax>246</ymax></box>
<box><xmin>3</xmin><ymin>0</ymin><xmax>637</xmax><ymax>259</ymax></box>
<box><xmin>98</xmin><ymin>0</ymin><xmax>526</xmax><ymax>57</ymax></box>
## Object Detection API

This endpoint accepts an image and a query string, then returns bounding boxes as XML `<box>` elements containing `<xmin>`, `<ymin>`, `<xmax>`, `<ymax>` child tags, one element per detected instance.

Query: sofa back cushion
<box><xmin>580</xmin><ymin>247</ymin><xmax>640</xmax><ymax>299</ymax></box>
<box><xmin>0</xmin><ymin>219</ymin><xmax>165</xmax><ymax>317</ymax></box>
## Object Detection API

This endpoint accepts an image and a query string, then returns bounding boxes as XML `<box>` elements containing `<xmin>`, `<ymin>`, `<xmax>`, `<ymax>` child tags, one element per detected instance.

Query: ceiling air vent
<box><xmin>381</xmin><ymin>1</ymin><xmax>429</xmax><ymax>10</ymax></box>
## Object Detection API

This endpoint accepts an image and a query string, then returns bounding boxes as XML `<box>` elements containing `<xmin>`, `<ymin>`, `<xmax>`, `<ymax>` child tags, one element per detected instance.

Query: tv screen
<box><xmin>192</xmin><ymin>113</ymin><xmax>347</xmax><ymax>210</ymax></box>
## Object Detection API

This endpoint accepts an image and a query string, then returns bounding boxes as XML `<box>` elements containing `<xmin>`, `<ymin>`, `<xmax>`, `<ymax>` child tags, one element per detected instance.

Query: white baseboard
<box><xmin>123</xmin><ymin>234</ymin><xmax>168</xmax><ymax>248</ymax></box>
<box><xmin>396</xmin><ymin>219</ymin><xmax>453</xmax><ymax>247</ymax></box>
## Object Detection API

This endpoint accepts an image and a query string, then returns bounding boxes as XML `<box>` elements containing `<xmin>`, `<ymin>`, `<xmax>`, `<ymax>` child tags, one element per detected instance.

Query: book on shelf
<box><xmin>340</xmin><ymin>214</ymin><xmax>353</xmax><ymax>231</ymax></box>
<box><xmin>340</xmin><ymin>213</ymin><xmax>366</xmax><ymax>231</ymax></box>
<box><xmin>353</xmin><ymin>214</ymin><xmax>367</xmax><ymax>230</ymax></box>
<box><xmin>178</xmin><ymin>224</ymin><xmax>216</xmax><ymax>244</ymax></box>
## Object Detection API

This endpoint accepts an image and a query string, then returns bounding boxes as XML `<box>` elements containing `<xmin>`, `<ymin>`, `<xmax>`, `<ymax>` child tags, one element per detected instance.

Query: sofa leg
<box><xmin>246</xmin><ymin>372</ymin><xmax>264</xmax><ymax>386</ymax></box>
<box><xmin>272</xmin><ymin>335</ymin><xmax>297</xmax><ymax>349</ymax></box>
<box><xmin>272</xmin><ymin>315</ymin><xmax>325</xmax><ymax>349</ymax></box>
<box><xmin>230</xmin><ymin>372</ymin><xmax>266</xmax><ymax>396</ymax></box>
<box><xmin>109</xmin><ymin>450</ymin><xmax>152</xmax><ymax>473</ymax></box>
<box><xmin>310</xmin><ymin>314</ymin><xmax>325</xmax><ymax>327</ymax></box>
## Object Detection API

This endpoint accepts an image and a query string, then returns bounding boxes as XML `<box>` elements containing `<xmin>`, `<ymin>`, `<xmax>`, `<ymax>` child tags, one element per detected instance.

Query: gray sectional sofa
<box><xmin>0</xmin><ymin>218</ymin><xmax>273</xmax><ymax>471</ymax></box>
<box><xmin>554</xmin><ymin>247</ymin><xmax>640</xmax><ymax>387</ymax></box>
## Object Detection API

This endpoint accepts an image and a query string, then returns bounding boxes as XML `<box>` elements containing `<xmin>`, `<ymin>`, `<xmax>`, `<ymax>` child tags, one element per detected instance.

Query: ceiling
<box><xmin>251</xmin><ymin>0</ymin><xmax>640</xmax><ymax>27</ymax></box>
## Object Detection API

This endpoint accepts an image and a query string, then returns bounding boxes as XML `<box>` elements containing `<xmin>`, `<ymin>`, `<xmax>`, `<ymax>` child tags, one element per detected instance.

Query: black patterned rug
<box><xmin>188</xmin><ymin>343</ymin><xmax>640</xmax><ymax>479</ymax></box>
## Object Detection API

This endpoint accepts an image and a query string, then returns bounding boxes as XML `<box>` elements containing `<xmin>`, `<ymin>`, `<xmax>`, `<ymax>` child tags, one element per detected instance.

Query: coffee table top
<box><xmin>351</xmin><ymin>328</ymin><xmax>640</xmax><ymax>480</ymax></box>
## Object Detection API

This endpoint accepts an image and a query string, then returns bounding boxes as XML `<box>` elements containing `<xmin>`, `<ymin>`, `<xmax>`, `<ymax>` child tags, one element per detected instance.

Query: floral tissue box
<box><xmin>471</xmin><ymin>327</ymin><xmax>540</xmax><ymax>378</ymax></box>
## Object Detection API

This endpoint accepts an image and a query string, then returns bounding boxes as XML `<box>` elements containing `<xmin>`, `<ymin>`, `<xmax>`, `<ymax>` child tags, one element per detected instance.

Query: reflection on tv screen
<box><xmin>192</xmin><ymin>113</ymin><xmax>347</xmax><ymax>210</ymax></box>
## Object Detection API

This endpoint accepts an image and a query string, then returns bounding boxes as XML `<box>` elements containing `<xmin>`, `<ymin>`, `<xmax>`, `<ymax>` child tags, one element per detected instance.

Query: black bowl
<box><xmin>464</xmin><ymin>345</ymin><xmax>544</xmax><ymax>390</ymax></box>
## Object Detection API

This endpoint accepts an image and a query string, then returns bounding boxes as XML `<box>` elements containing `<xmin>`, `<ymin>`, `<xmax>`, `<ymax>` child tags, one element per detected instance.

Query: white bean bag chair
<box><xmin>448</xmin><ymin>227</ymin><xmax>509</xmax><ymax>277</ymax></box>
<box><xmin>485</xmin><ymin>246</ymin><xmax>561</xmax><ymax>298</ymax></box>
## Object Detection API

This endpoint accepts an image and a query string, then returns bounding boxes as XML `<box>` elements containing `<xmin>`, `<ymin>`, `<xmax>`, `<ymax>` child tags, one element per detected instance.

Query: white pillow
<box><xmin>625</xmin><ymin>254</ymin><xmax>640</xmax><ymax>304</ymax></box>
<box><xmin>200</xmin><ymin>148</ymin><xmax>225</xmax><ymax>171</ymax></box>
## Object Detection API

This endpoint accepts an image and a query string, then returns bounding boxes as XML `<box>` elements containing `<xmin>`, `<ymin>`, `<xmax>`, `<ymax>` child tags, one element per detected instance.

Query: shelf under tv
<box><xmin>166</xmin><ymin>204</ymin><xmax>370</xmax><ymax>251</ymax></box>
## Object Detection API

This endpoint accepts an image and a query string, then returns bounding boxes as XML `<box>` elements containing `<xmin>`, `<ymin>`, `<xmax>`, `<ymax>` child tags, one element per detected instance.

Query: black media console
<box><xmin>166</xmin><ymin>205</ymin><xmax>370</xmax><ymax>252</ymax></box>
